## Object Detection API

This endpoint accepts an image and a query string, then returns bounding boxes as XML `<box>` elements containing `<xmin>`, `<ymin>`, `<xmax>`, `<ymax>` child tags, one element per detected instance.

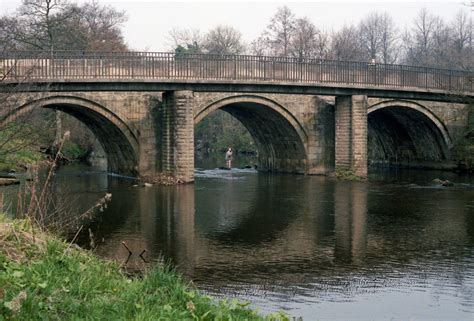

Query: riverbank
<box><xmin>0</xmin><ymin>215</ymin><xmax>286</xmax><ymax>320</ymax></box>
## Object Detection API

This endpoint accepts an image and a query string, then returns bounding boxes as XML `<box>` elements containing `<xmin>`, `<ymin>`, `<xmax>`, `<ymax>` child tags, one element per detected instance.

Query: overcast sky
<box><xmin>0</xmin><ymin>0</ymin><xmax>471</xmax><ymax>51</ymax></box>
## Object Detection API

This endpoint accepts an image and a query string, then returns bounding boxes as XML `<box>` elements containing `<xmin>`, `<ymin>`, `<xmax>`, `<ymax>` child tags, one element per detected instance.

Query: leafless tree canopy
<box><xmin>0</xmin><ymin>0</ymin><xmax>128</xmax><ymax>52</ymax></box>
<box><xmin>202</xmin><ymin>26</ymin><xmax>245</xmax><ymax>55</ymax></box>
<box><xmin>245</xmin><ymin>6</ymin><xmax>472</xmax><ymax>70</ymax></box>
<box><xmin>169</xmin><ymin>25</ymin><xmax>245</xmax><ymax>55</ymax></box>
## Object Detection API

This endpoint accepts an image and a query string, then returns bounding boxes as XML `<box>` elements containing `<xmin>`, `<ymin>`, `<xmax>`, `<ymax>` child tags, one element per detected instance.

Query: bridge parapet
<box><xmin>1</xmin><ymin>51</ymin><xmax>472</xmax><ymax>94</ymax></box>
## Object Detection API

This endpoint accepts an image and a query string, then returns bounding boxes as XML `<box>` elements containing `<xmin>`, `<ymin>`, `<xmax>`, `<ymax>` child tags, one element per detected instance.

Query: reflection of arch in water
<box><xmin>368</xmin><ymin>100</ymin><xmax>451</xmax><ymax>167</ymax></box>
<box><xmin>194</xmin><ymin>174</ymin><xmax>312</xmax><ymax>245</ymax></box>
<box><xmin>2</xmin><ymin>96</ymin><xmax>139</xmax><ymax>175</ymax></box>
<box><xmin>195</xmin><ymin>95</ymin><xmax>308</xmax><ymax>173</ymax></box>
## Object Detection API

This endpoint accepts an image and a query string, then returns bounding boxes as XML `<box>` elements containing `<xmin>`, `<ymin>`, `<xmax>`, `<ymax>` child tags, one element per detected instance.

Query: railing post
<box><xmin>448</xmin><ymin>69</ymin><xmax>452</xmax><ymax>91</ymax></box>
<box><xmin>167</xmin><ymin>53</ymin><xmax>171</xmax><ymax>78</ymax></box>
<box><xmin>272</xmin><ymin>59</ymin><xmax>275</xmax><ymax>79</ymax></box>
<box><xmin>233</xmin><ymin>55</ymin><xmax>237</xmax><ymax>80</ymax></box>
<box><xmin>374</xmin><ymin>63</ymin><xmax>377</xmax><ymax>86</ymax></box>
<box><xmin>425</xmin><ymin>67</ymin><xmax>428</xmax><ymax>89</ymax></box>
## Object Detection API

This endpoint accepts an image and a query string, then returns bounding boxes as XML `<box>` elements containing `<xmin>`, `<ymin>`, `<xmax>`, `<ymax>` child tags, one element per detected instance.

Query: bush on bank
<box><xmin>0</xmin><ymin>216</ymin><xmax>287</xmax><ymax>320</ymax></box>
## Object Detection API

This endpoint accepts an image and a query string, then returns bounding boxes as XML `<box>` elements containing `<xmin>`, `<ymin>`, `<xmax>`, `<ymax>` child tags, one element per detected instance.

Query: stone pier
<box><xmin>335</xmin><ymin>95</ymin><xmax>368</xmax><ymax>177</ymax></box>
<box><xmin>161</xmin><ymin>90</ymin><xmax>195</xmax><ymax>183</ymax></box>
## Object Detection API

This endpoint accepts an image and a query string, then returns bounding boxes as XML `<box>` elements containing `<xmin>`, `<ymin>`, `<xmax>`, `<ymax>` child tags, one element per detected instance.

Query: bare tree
<box><xmin>289</xmin><ymin>17</ymin><xmax>319</xmax><ymax>60</ymax></box>
<box><xmin>202</xmin><ymin>25</ymin><xmax>245</xmax><ymax>55</ymax></box>
<box><xmin>431</xmin><ymin>18</ymin><xmax>453</xmax><ymax>68</ymax></box>
<box><xmin>249</xmin><ymin>36</ymin><xmax>269</xmax><ymax>56</ymax></box>
<box><xmin>358</xmin><ymin>12</ymin><xmax>398</xmax><ymax>63</ymax></box>
<box><xmin>403</xmin><ymin>8</ymin><xmax>440</xmax><ymax>66</ymax></box>
<box><xmin>314</xmin><ymin>31</ymin><xmax>331</xmax><ymax>60</ymax></box>
<box><xmin>168</xmin><ymin>27</ymin><xmax>203</xmax><ymax>53</ymax></box>
<box><xmin>263</xmin><ymin>6</ymin><xmax>296</xmax><ymax>57</ymax></box>
<box><xmin>68</xmin><ymin>1</ymin><xmax>127</xmax><ymax>51</ymax></box>
<box><xmin>330</xmin><ymin>25</ymin><xmax>364</xmax><ymax>61</ymax></box>
<box><xmin>450</xmin><ymin>10</ymin><xmax>473</xmax><ymax>69</ymax></box>
<box><xmin>359</xmin><ymin>12</ymin><xmax>382</xmax><ymax>61</ymax></box>
<box><xmin>379</xmin><ymin>13</ymin><xmax>399</xmax><ymax>63</ymax></box>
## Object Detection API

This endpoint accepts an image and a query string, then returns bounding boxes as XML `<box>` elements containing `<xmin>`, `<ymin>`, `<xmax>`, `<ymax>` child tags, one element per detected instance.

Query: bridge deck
<box><xmin>1</xmin><ymin>51</ymin><xmax>472</xmax><ymax>102</ymax></box>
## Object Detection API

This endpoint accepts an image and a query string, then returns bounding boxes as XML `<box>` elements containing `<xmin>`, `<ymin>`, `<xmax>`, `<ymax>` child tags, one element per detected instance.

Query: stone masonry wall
<box><xmin>162</xmin><ymin>91</ymin><xmax>195</xmax><ymax>183</ymax></box>
<box><xmin>335</xmin><ymin>95</ymin><xmax>368</xmax><ymax>177</ymax></box>
<box><xmin>193</xmin><ymin>92</ymin><xmax>334</xmax><ymax>174</ymax></box>
<box><xmin>5</xmin><ymin>91</ymin><xmax>469</xmax><ymax>180</ymax></box>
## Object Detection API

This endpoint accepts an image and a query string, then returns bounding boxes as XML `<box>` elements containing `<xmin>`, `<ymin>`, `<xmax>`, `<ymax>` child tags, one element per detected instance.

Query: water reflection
<box><xmin>334</xmin><ymin>182</ymin><xmax>367</xmax><ymax>265</ymax></box>
<box><xmin>2</xmin><ymin>167</ymin><xmax>472</xmax><ymax>320</ymax></box>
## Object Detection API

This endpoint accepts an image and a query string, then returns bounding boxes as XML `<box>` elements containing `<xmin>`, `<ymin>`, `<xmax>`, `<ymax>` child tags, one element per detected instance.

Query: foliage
<box><xmin>195</xmin><ymin>110</ymin><xmax>256</xmax><ymax>153</ymax></box>
<box><xmin>0</xmin><ymin>111</ymin><xmax>96</xmax><ymax>171</ymax></box>
<box><xmin>175</xmin><ymin>43</ymin><xmax>201</xmax><ymax>56</ymax></box>
<box><xmin>61</xmin><ymin>141</ymin><xmax>88</xmax><ymax>160</ymax></box>
<box><xmin>0</xmin><ymin>123</ymin><xmax>47</xmax><ymax>172</ymax></box>
<box><xmin>0</xmin><ymin>215</ymin><xmax>287</xmax><ymax>320</ymax></box>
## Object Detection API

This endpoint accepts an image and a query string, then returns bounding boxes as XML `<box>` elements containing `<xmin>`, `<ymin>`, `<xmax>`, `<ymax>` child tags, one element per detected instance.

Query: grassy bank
<box><xmin>0</xmin><ymin>216</ymin><xmax>286</xmax><ymax>320</ymax></box>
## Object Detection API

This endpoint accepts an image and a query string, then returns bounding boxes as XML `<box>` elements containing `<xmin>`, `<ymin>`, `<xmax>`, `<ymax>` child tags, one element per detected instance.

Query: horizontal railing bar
<box><xmin>0</xmin><ymin>51</ymin><xmax>472</xmax><ymax>93</ymax></box>
<box><xmin>0</xmin><ymin>50</ymin><xmax>471</xmax><ymax>74</ymax></box>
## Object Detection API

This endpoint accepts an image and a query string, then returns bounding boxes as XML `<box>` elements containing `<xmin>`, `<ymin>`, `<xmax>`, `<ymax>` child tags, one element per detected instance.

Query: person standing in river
<box><xmin>225</xmin><ymin>147</ymin><xmax>233</xmax><ymax>169</ymax></box>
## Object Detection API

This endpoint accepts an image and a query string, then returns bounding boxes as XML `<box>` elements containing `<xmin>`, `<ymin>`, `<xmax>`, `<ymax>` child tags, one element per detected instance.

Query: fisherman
<box><xmin>225</xmin><ymin>147</ymin><xmax>233</xmax><ymax>169</ymax></box>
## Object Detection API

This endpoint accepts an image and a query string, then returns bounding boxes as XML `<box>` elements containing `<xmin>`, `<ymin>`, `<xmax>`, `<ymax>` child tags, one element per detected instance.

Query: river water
<box><xmin>1</xmin><ymin>162</ymin><xmax>473</xmax><ymax>320</ymax></box>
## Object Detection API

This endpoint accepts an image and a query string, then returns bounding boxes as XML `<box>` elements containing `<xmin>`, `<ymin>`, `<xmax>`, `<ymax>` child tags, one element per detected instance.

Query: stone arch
<box><xmin>368</xmin><ymin>100</ymin><xmax>451</xmax><ymax>167</ymax></box>
<box><xmin>195</xmin><ymin>95</ymin><xmax>308</xmax><ymax>173</ymax></box>
<box><xmin>1</xmin><ymin>95</ymin><xmax>140</xmax><ymax>175</ymax></box>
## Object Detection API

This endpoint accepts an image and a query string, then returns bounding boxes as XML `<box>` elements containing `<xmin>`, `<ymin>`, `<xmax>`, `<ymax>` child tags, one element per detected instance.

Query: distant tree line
<box><xmin>170</xmin><ymin>6</ymin><xmax>472</xmax><ymax>69</ymax></box>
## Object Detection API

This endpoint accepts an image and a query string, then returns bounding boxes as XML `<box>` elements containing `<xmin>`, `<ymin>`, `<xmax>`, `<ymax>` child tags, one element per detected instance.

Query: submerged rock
<box><xmin>432</xmin><ymin>178</ymin><xmax>454</xmax><ymax>187</ymax></box>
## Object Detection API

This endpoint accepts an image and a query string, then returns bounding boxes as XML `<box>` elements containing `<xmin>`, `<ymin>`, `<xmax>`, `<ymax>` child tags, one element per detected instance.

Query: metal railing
<box><xmin>1</xmin><ymin>51</ymin><xmax>472</xmax><ymax>92</ymax></box>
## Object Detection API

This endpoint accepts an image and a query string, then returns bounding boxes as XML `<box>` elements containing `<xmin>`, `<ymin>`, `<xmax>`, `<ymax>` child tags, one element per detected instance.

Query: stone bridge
<box><xmin>1</xmin><ymin>51</ymin><xmax>473</xmax><ymax>182</ymax></box>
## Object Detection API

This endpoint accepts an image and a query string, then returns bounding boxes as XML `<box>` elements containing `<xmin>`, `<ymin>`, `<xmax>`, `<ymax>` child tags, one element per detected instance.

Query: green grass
<box><xmin>0</xmin><ymin>216</ymin><xmax>288</xmax><ymax>320</ymax></box>
<box><xmin>0</xmin><ymin>124</ymin><xmax>46</xmax><ymax>172</ymax></box>
<box><xmin>62</xmin><ymin>141</ymin><xmax>88</xmax><ymax>160</ymax></box>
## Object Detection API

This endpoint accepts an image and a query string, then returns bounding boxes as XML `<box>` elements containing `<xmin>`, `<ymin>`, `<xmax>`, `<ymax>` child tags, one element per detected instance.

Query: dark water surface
<box><xmin>2</xmin><ymin>165</ymin><xmax>473</xmax><ymax>321</ymax></box>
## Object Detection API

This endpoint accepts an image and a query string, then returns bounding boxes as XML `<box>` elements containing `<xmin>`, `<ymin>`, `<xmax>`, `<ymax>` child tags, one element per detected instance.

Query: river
<box><xmin>1</xmin><ymin>161</ymin><xmax>473</xmax><ymax>320</ymax></box>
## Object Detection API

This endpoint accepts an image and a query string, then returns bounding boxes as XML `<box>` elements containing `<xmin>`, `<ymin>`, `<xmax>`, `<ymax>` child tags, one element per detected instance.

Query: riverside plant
<box><xmin>13</xmin><ymin>131</ymin><xmax>112</xmax><ymax>236</ymax></box>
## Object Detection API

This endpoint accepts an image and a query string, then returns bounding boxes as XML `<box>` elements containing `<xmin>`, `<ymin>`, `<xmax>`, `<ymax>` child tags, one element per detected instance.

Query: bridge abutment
<box><xmin>161</xmin><ymin>90</ymin><xmax>195</xmax><ymax>183</ymax></box>
<box><xmin>335</xmin><ymin>95</ymin><xmax>368</xmax><ymax>177</ymax></box>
